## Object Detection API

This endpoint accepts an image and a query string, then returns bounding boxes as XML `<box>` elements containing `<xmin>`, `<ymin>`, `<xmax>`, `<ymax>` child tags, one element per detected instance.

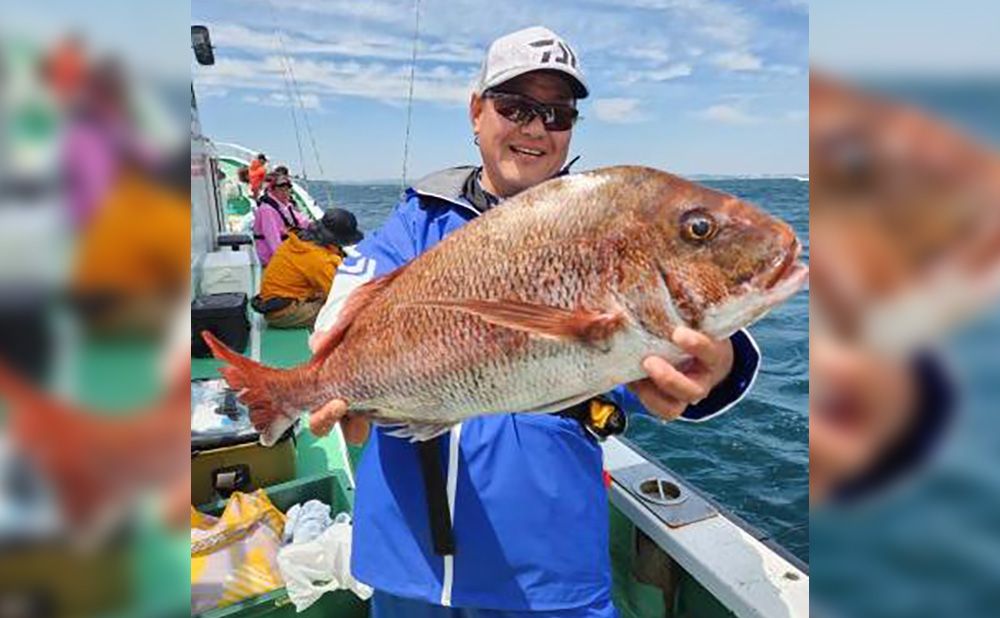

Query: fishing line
<box><xmin>400</xmin><ymin>0</ymin><xmax>421</xmax><ymax>191</ymax></box>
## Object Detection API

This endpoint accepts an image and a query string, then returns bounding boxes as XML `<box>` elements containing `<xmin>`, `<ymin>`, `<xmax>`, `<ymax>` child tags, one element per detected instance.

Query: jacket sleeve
<box><xmin>255</xmin><ymin>207</ymin><xmax>284</xmax><ymax>264</ymax></box>
<box><xmin>605</xmin><ymin>329</ymin><xmax>761</xmax><ymax>422</ymax></box>
<box><xmin>833</xmin><ymin>352</ymin><xmax>955</xmax><ymax>504</ymax></box>
<box><xmin>310</xmin><ymin>196</ymin><xmax>421</xmax><ymax>350</ymax></box>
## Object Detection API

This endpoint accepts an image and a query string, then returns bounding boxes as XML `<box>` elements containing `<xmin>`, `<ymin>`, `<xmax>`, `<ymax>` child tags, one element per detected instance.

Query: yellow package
<box><xmin>191</xmin><ymin>490</ymin><xmax>287</xmax><ymax>614</ymax></box>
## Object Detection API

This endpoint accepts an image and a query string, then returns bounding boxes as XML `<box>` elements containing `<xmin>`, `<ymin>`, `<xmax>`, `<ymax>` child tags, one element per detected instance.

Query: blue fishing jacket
<box><xmin>313</xmin><ymin>167</ymin><xmax>761</xmax><ymax>611</ymax></box>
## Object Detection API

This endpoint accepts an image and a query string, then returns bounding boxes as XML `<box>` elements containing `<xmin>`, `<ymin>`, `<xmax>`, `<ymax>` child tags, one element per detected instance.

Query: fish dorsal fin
<box><xmin>310</xmin><ymin>264</ymin><xmax>408</xmax><ymax>366</ymax></box>
<box><xmin>407</xmin><ymin>298</ymin><xmax>626</xmax><ymax>346</ymax></box>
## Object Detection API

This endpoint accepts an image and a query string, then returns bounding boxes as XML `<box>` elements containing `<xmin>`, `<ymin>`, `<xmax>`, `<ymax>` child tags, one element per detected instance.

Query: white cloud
<box><xmin>618</xmin><ymin>46</ymin><xmax>672</xmax><ymax>63</ymax></box>
<box><xmin>590</xmin><ymin>98</ymin><xmax>648</xmax><ymax>124</ymax></box>
<box><xmin>712</xmin><ymin>51</ymin><xmax>763</xmax><ymax>71</ymax></box>
<box><xmin>196</xmin><ymin>55</ymin><xmax>475</xmax><ymax>105</ymax></box>
<box><xmin>195</xmin><ymin>0</ymin><xmax>804</xmax><ymax>110</ymax></box>
<box><xmin>195</xmin><ymin>85</ymin><xmax>230</xmax><ymax>99</ymax></box>
<box><xmin>767</xmin><ymin>63</ymin><xmax>804</xmax><ymax>76</ymax></box>
<box><xmin>695</xmin><ymin>103</ymin><xmax>806</xmax><ymax>125</ymax></box>
<box><xmin>210</xmin><ymin>23</ymin><xmax>481</xmax><ymax>63</ymax></box>
<box><xmin>243</xmin><ymin>92</ymin><xmax>323</xmax><ymax>110</ymax></box>
<box><xmin>696</xmin><ymin>104</ymin><xmax>762</xmax><ymax>125</ymax></box>
<box><xmin>622</xmin><ymin>63</ymin><xmax>692</xmax><ymax>84</ymax></box>
<box><xmin>237</xmin><ymin>0</ymin><xmax>409</xmax><ymax>26</ymax></box>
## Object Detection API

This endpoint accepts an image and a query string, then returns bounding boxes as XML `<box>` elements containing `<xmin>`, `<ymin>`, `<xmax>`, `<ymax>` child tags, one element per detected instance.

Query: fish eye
<box><xmin>681</xmin><ymin>211</ymin><xmax>716</xmax><ymax>242</ymax></box>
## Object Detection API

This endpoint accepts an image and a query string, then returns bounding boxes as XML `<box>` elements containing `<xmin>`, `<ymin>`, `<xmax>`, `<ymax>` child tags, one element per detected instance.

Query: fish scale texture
<box><xmin>222</xmin><ymin>165</ymin><xmax>802</xmax><ymax>434</ymax></box>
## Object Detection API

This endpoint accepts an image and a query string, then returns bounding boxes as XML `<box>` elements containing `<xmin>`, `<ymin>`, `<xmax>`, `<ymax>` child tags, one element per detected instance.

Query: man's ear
<box><xmin>470</xmin><ymin>93</ymin><xmax>483</xmax><ymax>135</ymax></box>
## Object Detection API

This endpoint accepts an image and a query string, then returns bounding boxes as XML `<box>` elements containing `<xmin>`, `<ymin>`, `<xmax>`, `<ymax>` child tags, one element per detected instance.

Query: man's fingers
<box><xmin>308</xmin><ymin>327</ymin><xmax>334</xmax><ymax>354</ymax></box>
<box><xmin>628</xmin><ymin>379</ymin><xmax>686</xmax><ymax>421</ymax></box>
<box><xmin>341</xmin><ymin>414</ymin><xmax>371</xmax><ymax>445</ymax></box>
<box><xmin>308</xmin><ymin>399</ymin><xmax>349</xmax><ymax>436</ymax></box>
<box><xmin>641</xmin><ymin>356</ymin><xmax>710</xmax><ymax>402</ymax></box>
<box><xmin>672</xmin><ymin>326</ymin><xmax>721</xmax><ymax>366</ymax></box>
<box><xmin>307</xmin><ymin>399</ymin><xmax>370</xmax><ymax>445</ymax></box>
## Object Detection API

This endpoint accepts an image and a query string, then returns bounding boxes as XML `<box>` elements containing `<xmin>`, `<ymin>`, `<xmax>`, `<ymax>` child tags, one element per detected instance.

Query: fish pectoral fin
<box><xmin>521</xmin><ymin>391</ymin><xmax>601</xmax><ymax>415</ymax></box>
<box><xmin>408</xmin><ymin>299</ymin><xmax>626</xmax><ymax>346</ymax></box>
<box><xmin>310</xmin><ymin>263</ymin><xmax>410</xmax><ymax>367</ymax></box>
<box><xmin>367</xmin><ymin>412</ymin><xmax>456</xmax><ymax>442</ymax></box>
<box><xmin>384</xmin><ymin>421</ymin><xmax>456</xmax><ymax>442</ymax></box>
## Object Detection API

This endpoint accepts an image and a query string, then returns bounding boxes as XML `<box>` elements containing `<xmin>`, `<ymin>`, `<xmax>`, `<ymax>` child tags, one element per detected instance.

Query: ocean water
<box><xmin>304</xmin><ymin>176</ymin><xmax>811</xmax><ymax>563</ymax></box>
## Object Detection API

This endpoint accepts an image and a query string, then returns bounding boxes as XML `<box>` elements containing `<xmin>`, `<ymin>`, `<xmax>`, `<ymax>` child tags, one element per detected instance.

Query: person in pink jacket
<box><xmin>252</xmin><ymin>174</ymin><xmax>310</xmax><ymax>266</ymax></box>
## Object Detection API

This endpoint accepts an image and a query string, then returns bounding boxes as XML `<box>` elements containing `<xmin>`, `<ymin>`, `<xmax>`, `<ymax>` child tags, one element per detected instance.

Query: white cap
<box><xmin>475</xmin><ymin>26</ymin><xmax>588</xmax><ymax>99</ymax></box>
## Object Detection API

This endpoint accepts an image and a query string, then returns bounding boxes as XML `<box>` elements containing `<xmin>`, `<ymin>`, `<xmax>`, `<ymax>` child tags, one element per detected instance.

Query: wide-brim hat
<box><xmin>318</xmin><ymin>208</ymin><xmax>364</xmax><ymax>246</ymax></box>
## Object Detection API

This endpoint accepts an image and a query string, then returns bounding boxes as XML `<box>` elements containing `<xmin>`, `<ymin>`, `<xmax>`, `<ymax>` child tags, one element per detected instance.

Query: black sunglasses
<box><xmin>274</xmin><ymin>182</ymin><xmax>292</xmax><ymax>189</ymax></box>
<box><xmin>483</xmin><ymin>91</ymin><xmax>579</xmax><ymax>132</ymax></box>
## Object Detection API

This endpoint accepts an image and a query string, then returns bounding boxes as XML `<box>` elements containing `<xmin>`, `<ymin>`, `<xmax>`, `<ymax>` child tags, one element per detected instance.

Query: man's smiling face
<box><xmin>470</xmin><ymin>71</ymin><xmax>575</xmax><ymax>198</ymax></box>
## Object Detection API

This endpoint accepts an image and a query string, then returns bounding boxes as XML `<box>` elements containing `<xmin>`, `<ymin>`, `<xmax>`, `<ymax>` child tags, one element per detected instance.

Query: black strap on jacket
<box><xmin>255</xmin><ymin>194</ymin><xmax>301</xmax><ymax>241</ymax></box>
<box><xmin>416</xmin><ymin>439</ymin><xmax>455</xmax><ymax>556</ymax></box>
<box><xmin>460</xmin><ymin>169</ymin><xmax>500</xmax><ymax>214</ymax></box>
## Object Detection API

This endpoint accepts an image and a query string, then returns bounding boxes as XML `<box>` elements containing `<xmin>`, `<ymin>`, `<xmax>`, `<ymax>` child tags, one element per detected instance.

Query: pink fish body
<box><xmin>205</xmin><ymin>166</ymin><xmax>807</xmax><ymax>444</ymax></box>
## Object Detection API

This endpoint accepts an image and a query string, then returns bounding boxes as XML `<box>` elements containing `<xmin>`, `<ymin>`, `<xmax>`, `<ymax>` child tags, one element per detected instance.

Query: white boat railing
<box><xmin>602</xmin><ymin>437</ymin><xmax>809</xmax><ymax>618</ymax></box>
<box><xmin>213</xmin><ymin>141</ymin><xmax>324</xmax><ymax>221</ymax></box>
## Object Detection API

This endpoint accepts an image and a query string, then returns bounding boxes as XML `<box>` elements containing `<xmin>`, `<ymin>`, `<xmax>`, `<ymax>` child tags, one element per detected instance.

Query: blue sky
<box><xmin>811</xmin><ymin>0</ymin><xmax>1000</xmax><ymax>76</ymax></box>
<box><xmin>192</xmin><ymin>0</ymin><xmax>808</xmax><ymax>181</ymax></box>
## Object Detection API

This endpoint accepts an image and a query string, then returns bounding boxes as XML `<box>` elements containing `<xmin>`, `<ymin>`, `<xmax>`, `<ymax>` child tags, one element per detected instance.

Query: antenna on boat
<box><xmin>400</xmin><ymin>0</ymin><xmax>421</xmax><ymax>192</ymax></box>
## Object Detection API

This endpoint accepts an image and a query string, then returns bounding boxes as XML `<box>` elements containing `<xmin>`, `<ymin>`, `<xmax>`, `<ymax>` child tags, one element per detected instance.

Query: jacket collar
<box><xmin>410</xmin><ymin>166</ymin><xmax>480</xmax><ymax>216</ymax></box>
<box><xmin>410</xmin><ymin>156</ymin><xmax>583</xmax><ymax>216</ymax></box>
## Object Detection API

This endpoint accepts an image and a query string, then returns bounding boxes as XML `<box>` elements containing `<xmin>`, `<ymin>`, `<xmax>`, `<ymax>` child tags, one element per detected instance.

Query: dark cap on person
<box><xmin>475</xmin><ymin>26</ymin><xmax>588</xmax><ymax>99</ymax></box>
<box><xmin>318</xmin><ymin>208</ymin><xmax>364</xmax><ymax>246</ymax></box>
<box><xmin>257</xmin><ymin>153</ymin><xmax>268</xmax><ymax>162</ymax></box>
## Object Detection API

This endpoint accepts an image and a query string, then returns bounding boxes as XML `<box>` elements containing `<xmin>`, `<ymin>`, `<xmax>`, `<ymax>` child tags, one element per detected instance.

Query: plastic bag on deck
<box><xmin>276</xmin><ymin>516</ymin><xmax>373</xmax><ymax>612</ymax></box>
<box><xmin>190</xmin><ymin>490</ymin><xmax>287</xmax><ymax>614</ymax></box>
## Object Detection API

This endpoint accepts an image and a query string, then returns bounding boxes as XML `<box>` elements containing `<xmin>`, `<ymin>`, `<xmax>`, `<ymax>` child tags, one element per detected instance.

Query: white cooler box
<box><xmin>198</xmin><ymin>249</ymin><xmax>255</xmax><ymax>296</ymax></box>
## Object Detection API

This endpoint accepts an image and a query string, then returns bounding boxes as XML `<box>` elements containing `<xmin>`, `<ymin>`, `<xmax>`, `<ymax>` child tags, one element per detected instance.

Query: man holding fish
<box><xmin>205</xmin><ymin>26</ymin><xmax>806</xmax><ymax>618</ymax></box>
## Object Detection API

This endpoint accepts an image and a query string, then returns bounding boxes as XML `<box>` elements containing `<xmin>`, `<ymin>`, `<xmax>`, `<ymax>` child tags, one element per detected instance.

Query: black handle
<box><xmin>217</xmin><ymin>233</ymin><xmax>253</xmax><ymax>251</ymax></box>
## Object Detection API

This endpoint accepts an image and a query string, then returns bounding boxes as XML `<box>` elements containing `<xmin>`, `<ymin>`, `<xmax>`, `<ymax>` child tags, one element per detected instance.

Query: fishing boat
<box><xmin>189</xmin><ymin>24</ymin><xmax>807</xmax><ymax>618</ymax></box>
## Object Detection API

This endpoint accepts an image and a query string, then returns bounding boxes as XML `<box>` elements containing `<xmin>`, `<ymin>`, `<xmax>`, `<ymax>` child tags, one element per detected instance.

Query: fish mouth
<box><xmin>763</xmin><ymin>240</ymin><xmax>802</xmax><ymax>289</ymax></box>
<box><xmin>755</xmin><ymin>240</ymin><xmax>808</xmax><ymax>296</ymax></box>
<box><xmin>700</xmin><ymin>241</ymin><xmax>808</xmax><ymax>338</ymax></box>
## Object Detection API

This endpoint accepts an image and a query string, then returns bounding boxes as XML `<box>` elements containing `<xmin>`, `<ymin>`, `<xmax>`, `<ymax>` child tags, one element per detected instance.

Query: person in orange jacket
<box><xmin>248</xmin><ymin>153</ymin><xmax>268</xmax><ymax>199</ymax></box>
<box><xmin>70</xmin><ymin>155</ymin><xmax>190</xmax><ymax>334</ymax></box>
<box><xmin>253</xmin><ymin>208</ymin><xmax>364</xmax><ymax>328</ymax></box>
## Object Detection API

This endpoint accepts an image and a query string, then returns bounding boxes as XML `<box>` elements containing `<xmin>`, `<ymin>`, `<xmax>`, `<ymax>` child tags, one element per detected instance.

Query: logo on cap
<box><xmin>528</xmin><ymin>38</ymin><xmax>577</xmax><ymax>68</ymax></box>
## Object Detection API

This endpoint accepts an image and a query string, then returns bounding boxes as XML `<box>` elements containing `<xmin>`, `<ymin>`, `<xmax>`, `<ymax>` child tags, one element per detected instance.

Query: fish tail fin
<box><xmin>201</xmin><ymin>331</ymin><xmax>313</xmax><ymax>446</ymax></box>
<box><xmin>0</xmin><ymin>359</ymin><xmax>74</xmax><ymax>456</ymax></box>
<box><xmin>0</xmin><ymin>359</ymin><xmax>110</xmax><ymax>529</ymax></box>
<box><xmin>0</xmin><ymin>360</ymin><xmax>52</xmax><ymax>416</ymax></box>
